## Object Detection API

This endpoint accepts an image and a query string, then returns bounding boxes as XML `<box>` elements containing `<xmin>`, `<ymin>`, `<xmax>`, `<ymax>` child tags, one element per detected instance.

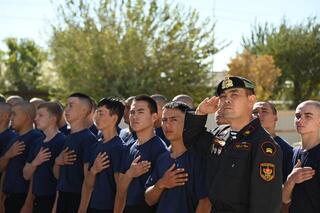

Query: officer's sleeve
<box><xmin>183</xmin><ymin>111</ymin><xmax>214</xmax><ymax>156</ymax></box>
<box><xmin>249</xmin><ymin>140</ymin><xmax>283</xmax><ymax>213</ymax></box>
<box><xmin>194</xmin><ymin>156</ymin><xmax>208</xmax><ymax>200</ymax></box>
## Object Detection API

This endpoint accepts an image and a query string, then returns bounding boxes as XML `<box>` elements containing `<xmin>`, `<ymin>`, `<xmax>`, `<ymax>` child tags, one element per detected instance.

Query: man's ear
<box><xmin>151</xmin><ymin>113</ymin><xmax>158</xmax><ymax>124</ymax></box>
<box><xmin>111</xmin><ymin>114</ymin><xmax>118</xmax><ymax>126</ymax></box>
<box><xmin>248</xmin><ymin>95</ymin><xmax>257</xmax><ymax>108</ymax></box>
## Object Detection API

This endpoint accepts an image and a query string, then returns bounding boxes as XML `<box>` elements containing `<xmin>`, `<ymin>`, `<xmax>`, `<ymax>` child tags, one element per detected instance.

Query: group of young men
<box><xmin>0</xmin><ymin>75</ymin><xmax>318</xmax><ymax>213</ymax></box>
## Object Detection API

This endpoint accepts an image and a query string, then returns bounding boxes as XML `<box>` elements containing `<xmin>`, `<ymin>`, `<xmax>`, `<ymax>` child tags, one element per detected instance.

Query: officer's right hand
<box><xmin>126</xmin><ymin>155</ymin><xmax>151</xmax><ymax>178</ymax></box>
<box><xmin>157</xmin><ymin>164</ymin><xmax>188</xmax><ymax>189</ymax></box>
<box><xmin>4</xmin><ymin>140</ymin><xmax>25</xmax><ymax>159</ymax></box>
<box><xmin>55</xmin><ymin>147</ymin><xmax>77</xmax><ymax>166</ymax></box>
<box><xmin>195</xmin><ymin>96</ymin><xmax>219</xmax><ymax>115</ymax></box>
<box><xmin>287</xmin><ymin>160</ymin><xmax>315</xmax><ymax>185</ymax></box>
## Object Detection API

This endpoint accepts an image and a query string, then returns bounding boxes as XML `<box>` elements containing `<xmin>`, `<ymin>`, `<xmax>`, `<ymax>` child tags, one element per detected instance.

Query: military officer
<box><xmin>183</xmin><ymin>76</ymin><xmax>283</xmax><ymax>213</ymax></box>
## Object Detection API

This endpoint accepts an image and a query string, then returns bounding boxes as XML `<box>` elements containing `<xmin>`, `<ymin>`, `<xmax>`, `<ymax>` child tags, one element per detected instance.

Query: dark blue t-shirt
<box><xmin>146</xmin><ymin>151</ymin><xmax>207</xmax><ymax>213</ymax></box>
<box><xmin>0</xmin><ymin>129</ymin><xmax>18</xmax><ymax>157</ymax></box>
<box><xmin>89</xmin><ymin>136</ymin><xmax>125</xmax><ymax>210</ymax></box>
<box><xmin>2</xmin><ymin>129</ymin><xmax>43</xmax><ymax>194</ymax></box>
<box><xmin>59</xmin><ymin>124</ymin><xmax>70</xmax><ymax>136</ymax></box>
<box><xmin>57</xmin><ymin>128</ymin><xmax>97</xmax><ymax>194</ymax></box>
<box><xmin>89</xmin><ymin>124</ymin><xmax>99</xmax><ymax>137</ymax></box>
<box><xmin>120</xmin><ymin>136</ymin><xmax>168</xmax><ymax>206</ymax></box>
<box><xmin>290</xmin><ymin>144</ymin><xmax>320</xmax><ymax>213</ymax></box>
<box><xmin>27</xmin><ymin>132</ymin><xmax>65</xmax><ymax>196</ymax></box>
<box><xmin>274</xmin><ymin>136</ymin><xmax>293</xmax><ymax>183</ymax></box>
<box><xmin>119</xmin><ymin>128</ymin><xmax>137</xmax><ymax>145</ymax></box>
<box><xmin>155</xmin><ymin>127</ymin><xmax>170</xmax><ymax>147</ymax></box>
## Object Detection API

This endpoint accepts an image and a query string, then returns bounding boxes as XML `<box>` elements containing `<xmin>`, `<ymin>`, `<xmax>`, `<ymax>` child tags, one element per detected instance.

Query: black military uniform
<box><xmin>183</xmin><ymin>76</ymin><xmax>283</xmax><ymax>213</ymax></box>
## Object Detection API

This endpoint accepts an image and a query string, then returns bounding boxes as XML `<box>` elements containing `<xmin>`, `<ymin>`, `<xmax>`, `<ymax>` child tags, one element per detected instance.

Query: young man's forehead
<box><xmin>12</xmin><ymin>105</ymin><xmax>22</xmax><ymax>111</ymax></box>
<box><xmin>37</xmin><ymin>107</ymin><xmax>48</xmax><ymax>113</ymax></box>
<box><xmin>67</xmin><ymin>97</ymin><xmax>80</xmax><ymax>103</ymax></box>
<box><xmin>96</xmin><ymin>106</ymin><xmax>110</xmax><ymax>112</ymax></box>
<box><xmin>296</xmin><ymin>104</ymin><xmax>319</xmax><ymax>114</ymax></box>
<box><xmin>162</xmin><ymin>108</ymin><xmax>184</xmax><ymax>116</ymax></box>
<box><xmin>131</xmin><ymin>100</ymin><xmax>148</xmax><ymax>108</ymax></box>
<box><xmin>253</xmin><ymin>103</ymin><xmax>270</xmax><ymax>110</ymax></box>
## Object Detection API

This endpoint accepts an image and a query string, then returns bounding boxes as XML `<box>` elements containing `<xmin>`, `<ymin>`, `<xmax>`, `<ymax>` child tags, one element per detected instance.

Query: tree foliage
<box><xmin>242</xmin><ymin>17</ymin><xmax>320</xmax><ymax>107</ymax></box>
<box><xmin>228</xmin><ymin>50</ymin><xmax>281</xmax><ymax>101</ymax></box>
<box><xmin>0</xmin><ymin>38</ymin><xmax>46</xmax><ymax>94</ymax></box>
<box><xmin>49</xmin><ymin>0</ymin><xmax>218</xmax><ymax>102</ymax></box>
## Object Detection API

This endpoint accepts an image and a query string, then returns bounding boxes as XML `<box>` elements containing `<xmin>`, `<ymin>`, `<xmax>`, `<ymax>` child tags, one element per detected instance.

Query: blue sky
<box><xmin>0</xmin><ymin>0</ymin><xmax>319</xmax><ymax>71</ymax></box>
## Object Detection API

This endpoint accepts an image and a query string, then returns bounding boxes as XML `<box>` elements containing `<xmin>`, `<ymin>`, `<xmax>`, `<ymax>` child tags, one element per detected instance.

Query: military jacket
<box><xmin>183</xmin><ymin>112</ymin><xmax>282</xmax><ymax>213</ymax></box>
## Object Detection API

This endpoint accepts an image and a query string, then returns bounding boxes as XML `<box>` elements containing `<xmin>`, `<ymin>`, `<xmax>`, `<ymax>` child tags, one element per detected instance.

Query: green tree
<box><xmin>0</xmin><ymin>38</ymin><xmax>47</xmax><ymax>96</ymax></box>
<box><xmin>243</xmin><ymin>17</ymin><xmax>320</xmax><ymax>108</ymax></box>
<box><xmin>49</xmin><ymin>0</ymin><xmax>218</xmax><ymax>102</ymax></box>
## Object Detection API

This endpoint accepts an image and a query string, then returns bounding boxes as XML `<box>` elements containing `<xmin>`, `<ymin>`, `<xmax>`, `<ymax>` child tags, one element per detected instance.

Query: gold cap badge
<box><xmin>221</xmin><ymin>76</ymin><xmax>233</xmax><ymax>89</ymax></box>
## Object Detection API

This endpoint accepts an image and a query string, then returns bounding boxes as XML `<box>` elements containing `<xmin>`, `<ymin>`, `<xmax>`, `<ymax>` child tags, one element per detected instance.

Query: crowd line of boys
<box><xmin>0</xmin><ymin>75</ymin><xmax>319</xmax><ymax>213</ymax></box>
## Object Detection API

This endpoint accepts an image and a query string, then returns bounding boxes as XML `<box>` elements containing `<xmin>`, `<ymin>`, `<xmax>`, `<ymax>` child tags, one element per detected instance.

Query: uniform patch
<box><xmin>233</xmin><ymin>142</ymin><xmax>251</xmax><ymax>150</ymax></box>
<box><xmin>213</xmin><ymin>138</ymin><xmax>226</xmax><ymax>147</ymax></box>
<box><xmin>259</xmin><ymin>163</ymin><xmax>275</xmax><ymax>181</ymax></box>
<box><xmin>261</xmin><ymin>141</ymin><xmax>276</xmax><ymax>156</ymax></box>
<box><xmin>211</xmin><ymin>138</ymin><xmax>225</xmax><ymax>155</ymax></box>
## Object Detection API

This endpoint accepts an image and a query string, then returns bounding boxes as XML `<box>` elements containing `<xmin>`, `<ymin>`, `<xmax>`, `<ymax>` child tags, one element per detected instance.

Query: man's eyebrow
<box><xmin>303</xmin><ymin>112</ymin><xmax>314</xmax><ymax>116</ymax></box>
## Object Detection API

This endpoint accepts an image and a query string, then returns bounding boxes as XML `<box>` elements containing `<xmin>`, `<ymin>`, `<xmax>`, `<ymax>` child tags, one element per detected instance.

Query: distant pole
<box><xmin>212</xmin><ymin>0</ymin><xmax>216</xmax><ymax>72</ymax></box>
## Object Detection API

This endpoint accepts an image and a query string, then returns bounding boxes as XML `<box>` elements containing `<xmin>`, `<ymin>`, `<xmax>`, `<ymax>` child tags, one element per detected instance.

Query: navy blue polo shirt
<box><xmin>57</xmin><ymin>128</ymin><xmax>97</xmax><ymax>194</ymax></box>
<box><xmin>2</xmin><ymin>129</ymin><xmax>43</xmax><ymax>194</ymax></box>
<box><xmin>146</xmin><ymin>151</ymin><xmax>207</xmax><ymax>213</ymax></box>
<box><xmin>89</xmin><ymin>124</ymin><xmax>99</xmax><ymax>137</ymax></box>
<box><xmin>59</xmin><ymin>124</ymin><xmax>70</xmax><ymax>136</ymax></box>
<box><xmin>27</xmin><ymin>132</ymin><xmax>65</xmax><ymax>196</ymax></box>
<box><xmin>89</xmin><ymin>136</ymin><xmax>125</xmax><ymax>210</ymax></box>
<box><xmin>119</xmin><ymin>128</ymin><xmax>137</xmax><ymax>145</ymax></box>
<box><xmin>0</xmin><ymin>129</ymin><xmax>18</xmax><ymax>157</ymax></box>
<box><xmin>120</xmin><ymin>136</ymin><xmax>168</xmax><ymax>206</ymax></box>
<box><xmin>155</xmin><ymin>127</ymin><xmax>170</xmax><ymax>147</ymax></box>
<box><xmin>289</xmin><ymin>144</ymin><xmax>320</xmax><ymax>213</ymax></box>
<box><xmin>274</xmin><ymin>136</ymin><xmax>293</xmax><ymax>183</ymax></box>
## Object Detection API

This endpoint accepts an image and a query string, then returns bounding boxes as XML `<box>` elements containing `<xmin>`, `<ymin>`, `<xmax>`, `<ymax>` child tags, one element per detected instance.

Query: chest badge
<box><xmin>259</xmin><ymin>163</ymin><xmax>275</xmax><ymax>181</ymax></box>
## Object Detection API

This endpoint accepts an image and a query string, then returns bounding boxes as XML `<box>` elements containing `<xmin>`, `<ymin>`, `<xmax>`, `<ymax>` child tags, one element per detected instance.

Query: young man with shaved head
<box><xmin>6</xmin><ymin>95</ymin><xmax>24</xmax><ymax>107</ymax></box>
<box><xmin>0</xmin><ymin>102</ymin><xmax>43</xmax><ymax>213</ymax></box>
<box><xmin>0</xmin><ymin>103</ymin><xmax>17</xmax><ymax>212</ymax></box>
<box><xmin>53</xmin><ymin>93</ymin><xmax>98</xmax><ymax>213</ymax></box>
<box><xmin>183</xmin><ymin>76</ymin><xmax>282</xmax><ymax>213</ymax></box>
<box><xmin>253</xmin><ymin>101</ymin><xmax>293</xmax><ymax>182</ymax></box>
<box><xmin>151</xmin><ymin>94</ymin><xmax>170</xmax><ymax>147</ymax></box>
<box><xmin>0</xmin><ymin>103</ymin><xmax>17</xmax><ymax>156</ymax></box>
<box><xmin>282</xmin><ymin>100</ymin><xmax>320</xmax><ymax>213</ymax></box>
<box><xmin>172</xmin><ymin>94</ymin><xmax>194</xmax><ymax>109</ymax></box>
